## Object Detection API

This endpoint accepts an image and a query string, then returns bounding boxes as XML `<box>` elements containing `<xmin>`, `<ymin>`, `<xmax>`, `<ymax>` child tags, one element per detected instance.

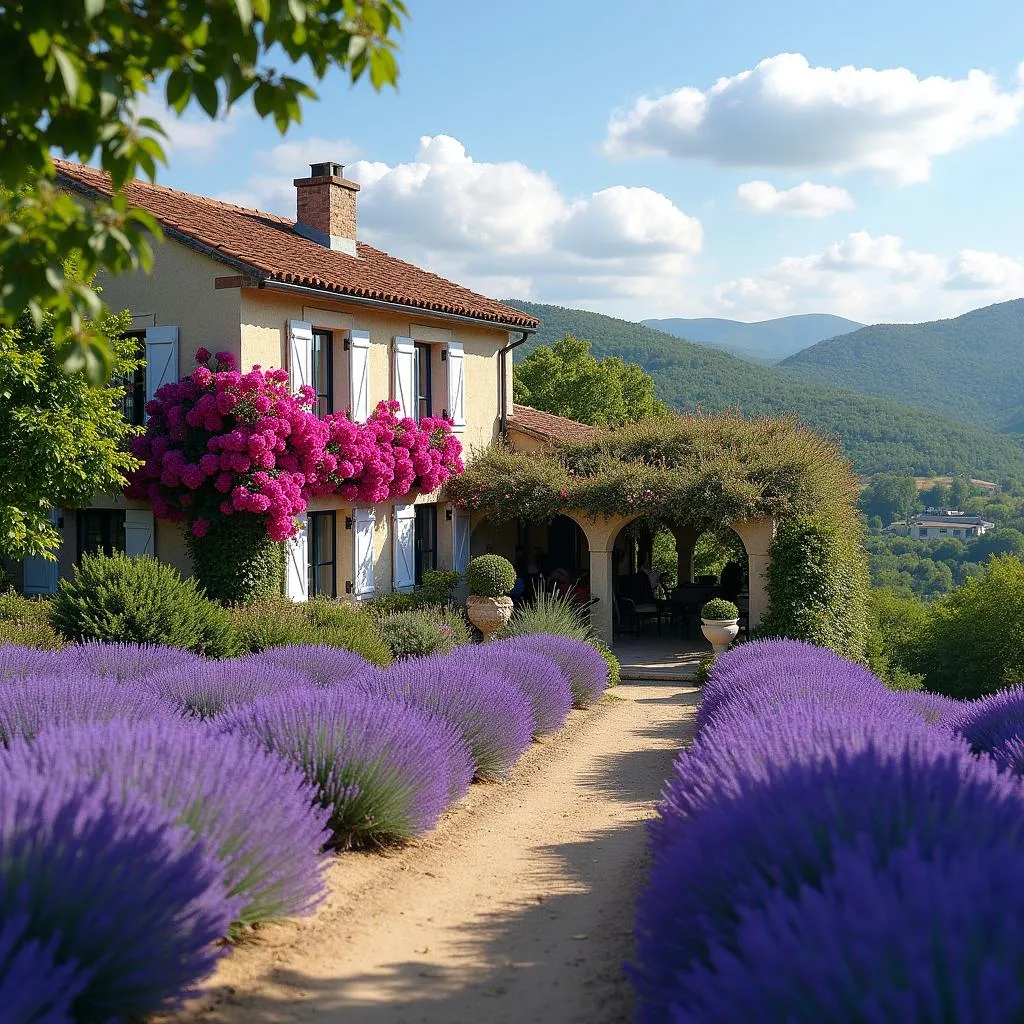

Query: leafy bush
<box><xmin>5</xmin><ymin>719</ymin><xmax>328</xmax><ymax>931</ymax></box>
<box><xmin>230</xmin><ymin>599</ymin><xmax>317</xmax><ymax>652</ymax></box>
<box><xmin>0</xmin><ymin>769</ymin><xmax>233</xmax><ymax>1020</ymax></box>
<box><xmin>501</xmin><ymin>589</ymin><xmax>591</xmax><ymax>642</ymax></box>
<box><xmin>191</xmin><ymin>598</ymin><xmax>241</xmax><ymax>658</ymax></box>
<box><xmin>419</xmin><ymin>569</ymin><xmax>461</xmax><ymax>605</ymax></box>
<box><xmin>380</xmin><ymin>606</ymin><xmax>469</xmax><ymax>660</ymax></box>
<box><xmin>376</xmin><ymin>654</ymin><xmax>535</xmax><ymax>780</ymax></box>
<box><xmin>367</xmin><ymin>591</ymin><xmax>419</xmax><ymax>616</ymax></box>
<box><xmin>864</xmin><ymin>587</ymin><xmax>929</xmax><ymax>690</ymax></box>
<box><xmin>911</xmin><ymin>555</ymin><xmax>1024</xmax><ymax>699</ymax></box>
<box><xmin>510</xmin><ymin>633</ymin><xmax>608</xmax><ymax>708</ymax></box>
<box><xmin>188</xmin><ymin>514</ymin><xmax>284</xmax><ymax>604</ymax></box>
<box><xmin>694</xmin><ymin>653</ymin><xmax>716</xmax><ymax>687</ymax></box>
<box><xmin>460</xmin><ymin>640</ymin><xmax>573</xmax><ymax>735</ymax></box>
<box><xmin>304</xmin><ymin>598</ymin><xmax>392</xmax><ymax>666</ymax></box>
<box><xmin>594</xmin><ymin>637</ymin><xmax>621</xmax><ymax>687</ymax></box>
<box><xmin>701</xmin><ymin>598</ymin><xmax>739</xmax><ymax>620</ymax></box>
<box><xmin>0</xmin><ymin>592</ymin><xmax>63</xmax><ymax>650</ymax></box>
<box><xmin>50</xmin><ymin>552</ymin><xmax>229</xmax><ymax>655</ymax></box>
<box><xmin>223</xmin><ymin>688</ymin><xmax>461</xmax><ymax>848</ymax></box>
<box><xmin>465</xmin><ymin>554</ymin><xmax>516</xmax><ymax>597</ymax></box>
<box><xmin>756</xmin><ymin>518</ymin><xmax>870</xmax><ymax>661</ymax></box>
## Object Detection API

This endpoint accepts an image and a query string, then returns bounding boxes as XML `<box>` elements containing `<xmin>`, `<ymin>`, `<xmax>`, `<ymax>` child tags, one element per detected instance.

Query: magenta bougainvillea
<box><xmin>126</xmin><ymin>350</ymin><xmax>463</xmax><ymax>541</ymax></box>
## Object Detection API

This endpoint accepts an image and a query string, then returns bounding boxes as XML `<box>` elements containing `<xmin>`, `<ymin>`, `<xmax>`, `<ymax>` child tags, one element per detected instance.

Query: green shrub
<box><xmin>500</xmin><ymin>589</ymin><xmax>591</xmax><ymax>642</ymax></box>
<box><xmin>192</xmin><ymin>600</ymin><xmax>240</xmax><ymax>659</ymax></box>
<box><xmin>594</xmin><ymin>637</ymin><xmax>620</xmax><ymax>687</ymax></box>
<box><xmin>380</xmin><ymin>605</ymin><xmax>468</xmax><ymax>660</ymax></box>
<box><xmin>865</xmin><ymin>587</ymin><xmax>930</xmax><ymax>689</ymax></box>
<box><xmin>701</xmin><ymin>598</ymin><xmax>739</xmax><ymax>620</ymax></box>
<box><xmin>694</xmin><ymin>652</ymin><xmax>716</xmax><ymax>687</ymax></box>
<box><xmin>756</xmin><ymin>518</ymin><xmax>870</xmax><ymax>662</ymax></box>
<box><xmin>231</xmin><ymin>600</ymin><xmax>317</xmax><ymax>653</ymax></box>
<box><xmin>419</xmin><ymin>570</ymin><xmax>461</xmax><ymax>605</ymax></box>
<box><xmin>911</xmin><ymin>555</ymin><xmax>1024</xmax><ymax>699</ymax></box>
<box><xmin>305</xmin><ymin>598</ymin><xmax>392</xmax><ymax>666</ymax></box>
<box><xmin>0</xmin><ymin>618</ymin><xmax>64</xmax><ymax>650</ymax></box>
<box><xmin>51</xmin><ymin>553</ymin><xmax>227</xmax><ymax>654</ymax></box>
<box><xmin>187</xmin><ymin>515</ymin><xmax>284</xmax><ymax>604</ymax></box>
<box><xmin>0</xmin><ymin>590</ymin><xmax>52</xmax><ymax>627</ymax></box>
<box><xmin>366</xmin><ymin>592</ymin><xmax>419</xmax><ymax>616</ymax></box>
<box><xmin>465</xmin><ymin>555</ymin><xmax>516</xmax><ymax>597</ymax></box>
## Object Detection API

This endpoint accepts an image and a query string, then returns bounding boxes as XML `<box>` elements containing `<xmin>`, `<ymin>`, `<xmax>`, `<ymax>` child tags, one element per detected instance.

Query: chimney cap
<box><xmin>310</xmin><ymin>160</ymin><xmax>344</xmax><ymax>179</ymax></box>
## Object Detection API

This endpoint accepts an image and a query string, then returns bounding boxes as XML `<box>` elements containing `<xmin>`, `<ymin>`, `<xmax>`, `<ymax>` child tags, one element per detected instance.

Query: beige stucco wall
<box><xmin>95</xmin><ymin>238</ymin><xmax>242</xmax><ymax>369</ymax></box>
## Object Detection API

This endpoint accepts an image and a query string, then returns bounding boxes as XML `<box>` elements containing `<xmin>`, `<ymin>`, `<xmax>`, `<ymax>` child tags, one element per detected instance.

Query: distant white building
<box><xmin>887</xmin><ymin>509</ymin><xmax>995</xmax><ymax>540</ymax></box>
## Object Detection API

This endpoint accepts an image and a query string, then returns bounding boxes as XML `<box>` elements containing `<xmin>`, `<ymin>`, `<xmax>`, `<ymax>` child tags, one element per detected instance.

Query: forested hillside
<box><xmin>642</xmin><ymin>312</ymin><xmax>863</xmax><ymax>362</ymax></box>
<box><xmin>506</xmin><ymin>300</ymin><xmax>1024</xmax><ymax>479</ymax></box>
<box><xmin>779</xmin><ymin>299</ymin><xmax>1024</xmax><ymax>431</ymax></box>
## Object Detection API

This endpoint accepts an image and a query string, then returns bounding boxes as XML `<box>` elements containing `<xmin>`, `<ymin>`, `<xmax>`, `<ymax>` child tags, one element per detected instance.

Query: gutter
<box><xmin>498</xmin><ymin>330</ymin><xmax>533</xmax><ymax>437</ymax></box>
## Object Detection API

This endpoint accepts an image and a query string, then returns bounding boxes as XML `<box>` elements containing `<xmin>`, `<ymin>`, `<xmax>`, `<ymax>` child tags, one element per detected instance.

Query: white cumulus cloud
<box><xmin>710</xmin><ymin>231</ymin><xmax>1024</xmax><ymax>321</ymax></box>
<box><xmin>737</xmin><ymin>180</ymin><xmax>855</xmax><ymax>217</ymax></box>
<box><xmin>604</xmin><ymin>53</ymin><xmax>1024</xmax><ymax>184</ymax></box>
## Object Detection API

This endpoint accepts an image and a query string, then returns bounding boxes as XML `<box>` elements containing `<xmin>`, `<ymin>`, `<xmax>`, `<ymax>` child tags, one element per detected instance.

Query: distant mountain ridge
<box><xmin>504</xmin><ymin>299</ymin><xmax>1024</xmax><ymax>480</ymax></box>
<box><xmin>642</xmin><ymin>313</ymin><xmax>865</xmax><ymax>362</ymax></box>
<box><xmin>779</xmin><ymin>299</ymin><xmax>1024</xmax><ymax>432</ymax></box>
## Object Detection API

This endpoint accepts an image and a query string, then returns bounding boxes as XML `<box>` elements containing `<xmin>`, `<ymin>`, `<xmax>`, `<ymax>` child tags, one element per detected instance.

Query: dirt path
<box><xmin>174</xmin><ymin>682</ymin><xmax>699</xmax><ymax>1024</ymax></box>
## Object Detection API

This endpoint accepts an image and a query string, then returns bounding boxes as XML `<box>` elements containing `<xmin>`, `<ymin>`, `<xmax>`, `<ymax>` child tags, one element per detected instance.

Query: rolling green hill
<box><xmin>642</xmin><ymin>312</ymin><xmax>864</xmax><ymax>362</ymax></box>
<box><xmin>506</xmin><ymin>300</ymin><xmax>1024</xmax><ymax>480</ymax></box>
<box><xmin>779</xmin><ymin>299</ymin><xmax>1024</xmax><ymax>432</ymax></box>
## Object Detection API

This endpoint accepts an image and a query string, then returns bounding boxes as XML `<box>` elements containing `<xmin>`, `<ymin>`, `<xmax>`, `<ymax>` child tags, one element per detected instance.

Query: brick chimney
<box><xmin>293</xmin><ymin>161</ymin><xmax>360</xmax><ymax>256</ymax></box>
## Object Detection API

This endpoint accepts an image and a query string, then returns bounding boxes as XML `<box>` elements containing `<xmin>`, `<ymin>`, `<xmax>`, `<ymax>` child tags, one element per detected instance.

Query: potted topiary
<box><xmin>465</xmin><ymin>554</ymin><xmax>517</xmax><ymax>641</ymax></box>
<box><xmin>700</xmin><ymin>598</ymin><xmax>740</xmax><ymax>656</ymax></box>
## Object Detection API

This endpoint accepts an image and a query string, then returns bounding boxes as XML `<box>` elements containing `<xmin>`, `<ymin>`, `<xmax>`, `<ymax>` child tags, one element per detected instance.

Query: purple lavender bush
<box><xmin>891</xmin><ymin>688</ymin><xmax>963</xmax><ymax>728</ymax></box>
<box><xmin>223</xmin><ymin>688</ymin><xmax>459</xmax><ymax>847</ymax></box>
<box><xmin>0</xmin><ymin>913</ymin><xmax>86</xmax><ymax>1024</ymax></box>
<box><xmin>4</xmin><ymin>718</ymin><xmax>329</xmax><ymax>929</ymax></box>
<box><xmin>64</xmin><ymin>641</ymin><xmax>203</xmax><ymax>683</ymax></box>
<box><xmin>454</xmin><ymin>640</ymin><xmax>573</xmax><ymax>735</ymax></box>
<box><xmin>952</xmin><ymin>685</ymin><xmax>1024</xmax><ymax>774</ymax></box>
<box><xmin>0</xmin><ymin>676</ymin><xmax>168</xmax><ymax>745</ymax></box>
<box><xmin>0</xmin><ymin>769</ymin><xmax>234</xmax><ymax>1020</ymax></box>
<box><xmin>377</xmin><ymin>654</ymin><xmax>535</xmax><ymax>779</ymax></box>
<box><xmin>246</xmin><ymin>644</ymin><xmax>372</xmax><ymax>688</ymax></box>
<box><xmin>670</xmin><ymin>842</ymin><xmax>1024</xmax><ymax>1023</ymax></box>
<box><xmin>507</xmin><ymin>634</ymin><xmax>607</xmax><ymax>708</ymax></box>
<box><xmin>0</xmin><ymin>643</ymin><xmax>63</xmax><ymax>683</ymax></box>
<box><xmin>632</xmin><ymin>732</ymin><xmax>1020</xmax><ymax>1024</ymax></box>
<box><xmin>148</xmin><ymin>657</ymin><xmax>310</xmax><ymax>719</ymax></box>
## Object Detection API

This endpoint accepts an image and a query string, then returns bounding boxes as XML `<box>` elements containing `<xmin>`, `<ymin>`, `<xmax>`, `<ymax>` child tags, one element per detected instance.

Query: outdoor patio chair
<box><xmin>620</xmin><ymin>573</ymin><xmax>668</xmax><ymax>637</ymax></box>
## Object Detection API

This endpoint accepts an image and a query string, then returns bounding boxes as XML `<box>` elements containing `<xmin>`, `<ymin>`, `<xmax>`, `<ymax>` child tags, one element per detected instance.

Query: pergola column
<box><xmin>669</xmin><ymin>525</ymin><xmax>699</xmax><ymax>585</ymax></box>
<box><xmin>588</xmin><ymin>546</ymin><xmax>615</xmax><ymax>646</ymax></box>
<box><xmin>731</xmin><ymin>517</ymin><xmax>776</xmax><ymax>630</ymax></box>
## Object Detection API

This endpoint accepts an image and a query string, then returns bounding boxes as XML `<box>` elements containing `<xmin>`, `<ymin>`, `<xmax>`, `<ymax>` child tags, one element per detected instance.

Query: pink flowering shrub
<box><xmin>126</xmin><ymin>350</ymin><xmax>463</xmax><ymax>542</ymax></box>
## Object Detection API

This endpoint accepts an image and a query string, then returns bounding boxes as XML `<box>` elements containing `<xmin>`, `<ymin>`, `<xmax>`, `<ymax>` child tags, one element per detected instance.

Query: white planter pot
<box><xmin>466</xmin><ymin>594</ymin><xmax>514</xmax><ymax>641</ymax></box>
<box><xmin>700</xmin><ymin>618</ymin><xmax>740</xmax><ymax>657</ymax></box>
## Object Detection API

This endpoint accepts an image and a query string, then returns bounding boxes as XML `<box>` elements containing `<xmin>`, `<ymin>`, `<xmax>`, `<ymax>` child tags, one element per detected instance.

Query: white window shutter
<box><xmin>348</xmin><ymin>330</ymin><xmax>371</xmax><ymax>423</ymax></box>
<box><xmin>23</xmin><ymin>509</ymin><xmax>60</xmax><ymax>595</ymax></box>
<box><xmin>453</xmin><ymin>513</ymin><xmax>471</xmax><ymax>574</ymax></box>
<box><xmin>288</xmin><ymin>320</ymin><xmax>314</xmax><ymax>393</ymax></box>
<box><xmin>124</xmin><ymin>509</ymin><xmax>155</xmax><ymax>558</ymax></box>
<box><xmin>445</xmin><ymin>341</ymin><xmax>466</xmax><ymax>431</ymax></box>
<box><xmin>285</xmin><ymin>513</ymin><xmax>309</xmax><ymax>602</ymax></box>
<box><xmin>392</xmin><ymin>503</ymin><xmax>416</xmax><ymax>593</ymax></box>
<box><xmin>392</xmin><ymin>336</ymin><xmax>416</xmax><ymax>419</ymax></box>
<box><xmin>144</xmin><ymin>326</ymin><xmax>179</xmax><ymax>402</ymax></box>
<box><xmin>353</xmin><ymin>508</ymin><xmax>376</xmax><ymax>600</ymax></box>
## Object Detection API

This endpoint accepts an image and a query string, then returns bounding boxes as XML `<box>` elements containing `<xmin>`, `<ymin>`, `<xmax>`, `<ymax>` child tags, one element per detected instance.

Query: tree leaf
<box><xmin>192</xmin><ymin>75</ymin><xmax>219</xmax><ymax>118</ymax></box>
<box><xmin>165</xmin><ymin>70</ymin><xmax>191</xmax><ymax>113</ymax></box>
<box><xmin>51</xmin><ymin>45</ymin><xmax>80</xmax><ymax>101</ymax></box>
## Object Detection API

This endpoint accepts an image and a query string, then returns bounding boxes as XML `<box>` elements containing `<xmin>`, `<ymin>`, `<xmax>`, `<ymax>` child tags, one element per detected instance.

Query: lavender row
<box><xmin>633</xmin><ymin>638</ymin><xmax>1024</xmax><ymax>1024</ymax></box>
<box><xmin>0</xmin><ymin>632</ymin><xmax>607</xmax><ymax>1021</ymax></box>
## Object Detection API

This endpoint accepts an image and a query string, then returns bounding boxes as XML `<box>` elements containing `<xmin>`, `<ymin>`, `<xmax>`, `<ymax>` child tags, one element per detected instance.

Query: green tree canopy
<box><xmin>860</xmin><ymin>474</ymin><xmax>919</xmax><ymax>525</ymax></box>
<box><xmin>1</xmin><ymin>303</ymin><xmax>140</xmax><ymax>559</ymax></box>
<box><xmin>0</xmin><ymin>0</ymin><xmax>406</xmax><ymax>382</ymax></box>
<box><xmin>514</xmin><ymin>335</ymin><xmax>667</xmax><ymax>427</ymax></box>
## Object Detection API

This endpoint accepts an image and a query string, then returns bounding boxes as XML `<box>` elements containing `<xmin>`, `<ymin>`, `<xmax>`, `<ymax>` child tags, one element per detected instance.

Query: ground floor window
<box><xmin>414</xmin><ymin>504</ymin><xmax>437</xmax><ymax>585</ymax></box>
<box><xmin>308</xmin><ymin>511</ymin><xmax>337</xmax><ymax>598</ymax></box>
<box><xmin>77</xmin><ymin>510</ymin><xmax>126</xmax><ymax>560</ymax></box>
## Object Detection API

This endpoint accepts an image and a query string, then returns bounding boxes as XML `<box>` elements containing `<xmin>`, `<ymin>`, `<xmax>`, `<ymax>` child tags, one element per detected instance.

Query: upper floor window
<box><xmin>120</xmin><ymin>331</ymin><xmax>147</xmax><ymax>426</ymax></box>
<box><xmin>312</xmin><ymin>329</ymin><xmax>334</xmax><ymax>417</ymax></box>
<box><xmin>415</xmin><ymin>342</ymin><xmax>432</xmax><ymax>422</ymax></box>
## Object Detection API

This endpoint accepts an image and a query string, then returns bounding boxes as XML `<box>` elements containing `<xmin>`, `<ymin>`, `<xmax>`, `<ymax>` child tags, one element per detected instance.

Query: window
<box><xmin>918</xmin><ymin>529</ymin><xmax>928</xmax><ymax>538</ymax></box>
<box><xmin>311</xmin><ymin>329</ymin><xmax>334</xmax><ymax>416</ymax></box>
<box><xmin>414</xmin><ymin>342</ymin><xmax>432</xmax><ymax>422</ymax></box>
<box><xmin>77</xmin><ymin>510</ymin><xmax>126</xmax><ymax>560</ymax></box>
<box><xmin>308</xmin><ymin>511</ymin><xmax>337</xmax><ymax>598</ymax></box>
<box><xmin>414</xmin><ymin>504</ymin><xmax>437</xmax><ymax>584</ymax></box>
<box><xmin>939</xmin><ymin>528</ymin><xmax>948</xmax><ymax>534</ymax></box>
<box><xmin>120</xmin><ymin>331</ymin><xmax>147</xmax><ymax>425</ymax></box>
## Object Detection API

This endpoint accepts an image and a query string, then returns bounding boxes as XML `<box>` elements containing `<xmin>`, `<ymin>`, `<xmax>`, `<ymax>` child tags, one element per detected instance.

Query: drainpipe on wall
<box><xmin>499</xmin><ymin>330</ymin><xmax>532</xmax><ymax>437</ymax></box>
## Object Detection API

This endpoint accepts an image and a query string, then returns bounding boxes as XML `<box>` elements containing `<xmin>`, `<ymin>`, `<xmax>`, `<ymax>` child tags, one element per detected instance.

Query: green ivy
<box><xmin>188</xmin><ymin>514</ymin><xmax>284</xmax><ymax>605</ymax></box>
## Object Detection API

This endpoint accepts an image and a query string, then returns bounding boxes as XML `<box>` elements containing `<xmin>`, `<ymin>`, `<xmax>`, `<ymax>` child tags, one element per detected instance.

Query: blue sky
<box><xmin>153</xmin><ymin>0</ymin><xmax>1024</xmax><ymax>325</ymax></box>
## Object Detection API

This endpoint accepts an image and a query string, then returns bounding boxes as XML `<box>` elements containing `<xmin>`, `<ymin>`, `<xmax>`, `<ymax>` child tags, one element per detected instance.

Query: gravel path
<box><xmin>172</xmin><ymin>681</ymin><xmax>699</xmax><ymax>1024</ymax></box>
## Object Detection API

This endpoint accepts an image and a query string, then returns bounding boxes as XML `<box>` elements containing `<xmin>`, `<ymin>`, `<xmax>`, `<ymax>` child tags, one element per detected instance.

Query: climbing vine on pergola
<box><xmin>446</xmin><ymin>412</ymin><xmax>862</xmax><ymax>539</ymax></box>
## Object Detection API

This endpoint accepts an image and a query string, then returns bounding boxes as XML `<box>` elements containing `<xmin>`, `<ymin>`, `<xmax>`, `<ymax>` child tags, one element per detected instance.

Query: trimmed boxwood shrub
<box><xmin>187</xmin><ymin>515</ymin><xmax>284</xmax><ymax>605</ymax></box>
<box><xmin>466</xmin><ymin>555</ymin><xmax>516</xmax><ymax>597</ymax></box>
<box><xmin>50</xmin><ymin>553</ymin><xmax>232</xmax><ymax>656</ymax></box>
<box><xmin>701</xmin><ymin>599</ymin><xmax>739</xmax><ymax>620</ymax></box>
<box><xmin>755</xmin><ymin>518</ymin><xmax>869</xmax><ymax>662</ymax></box>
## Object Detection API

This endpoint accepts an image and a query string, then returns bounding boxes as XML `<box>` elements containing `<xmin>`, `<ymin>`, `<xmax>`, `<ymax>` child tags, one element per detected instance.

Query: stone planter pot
<box><xmin>700</xmin><ymin>618</ymin><xmax>740</xmax><ymax>657</ymax></box>
<box><xmin>466</xmin><ymin>594</ymin><xmax>514</xmax><ymax>641</ymax></box>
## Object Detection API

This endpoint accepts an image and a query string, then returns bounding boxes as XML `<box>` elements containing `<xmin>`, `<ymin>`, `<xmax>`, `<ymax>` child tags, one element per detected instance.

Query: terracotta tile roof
<box><xmin>54</xmin><ymin>160</ymin><xmax>540</xmax><ymax>331</ymax></box>
<box><xmin>508</xmin><ymin>405</ymin><xmax>598</xmax><ymax>444</ymax></box>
